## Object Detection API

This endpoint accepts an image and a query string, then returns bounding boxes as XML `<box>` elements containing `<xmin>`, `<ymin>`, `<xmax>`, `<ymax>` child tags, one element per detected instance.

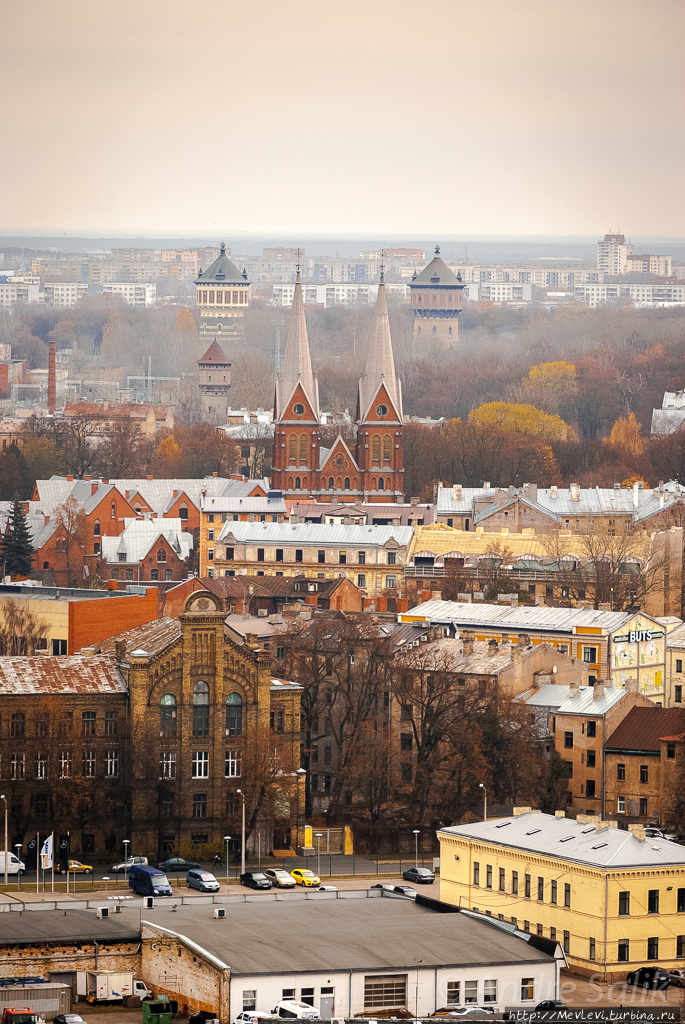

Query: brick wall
<box><xmin>0</xmin><ymin>942</ymin><xmax>140</xmax><ymax>980</ymax></box>
<box><xmin>142</xmin><ymin>926</ymin><xmax>229</xmax><ymax>1019</ymax></box>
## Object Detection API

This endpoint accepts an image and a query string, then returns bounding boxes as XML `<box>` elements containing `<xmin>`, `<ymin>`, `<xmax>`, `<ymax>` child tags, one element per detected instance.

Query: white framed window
<box><xmin>521</xmin><ymin>979</ymin><xmax>534</xmax><ymax>1002</ymax></box>
<box><xmin>385</xmin><ymin>575</ymin><xmax>397</xmax><ymax>589</ymax></box>
<box><xmin>447</xmin><ymin>982</ymin><xmax>460</xmax><ymax>1005</ymax></box>
<box><xmin>36</xmin><ymin>753</ymin><xmax>47</xmax><ymax>780</ymax></box>
<box><xmin>160</xmin><ymin>751</ymin><xmax>176</xmax><ymax>778</ymax></box>
<box><xmin>83</xmin><ymin>750</ymin><xmax>96</xmax><ymax>777</ymax></box>
<box><xmin>59</xmin><ymin>750</ymin><xmax>72</xmax><ymax>778</ymax></box>
<box><xmin>243</xmin><ymin>992</ymin><xmax>256</xmax><ymax>1012</ymax></box>
<box><xmin>105</xmin><ymin>750</ymin><xmax>119</xmax><ymax>778</ymax></box>
<box><xmin>225</xmin><ymin>750</ymin><xmax>242</xmax><ymax>778</ymax></box>
<box><xmin>483</xmin><ymin>981</ymin><xmax>497</xmax><ymax>1004</ymax></box>
<box><xmin>11</xmin><ymin>753</ymin><xmax>25</xmax><ymax>780</ymax></box>
<box><xmin>617</xmin><ymin>796</ymin><xmax>625</xmax><ymax>813</ymax></box>
<box><xmin>464</xmin><ymin>982</ymin><xmax>478</xmax><ymax>1004</ymax></box>
<box><xmin>192</xmin><ymin>751</ymin><xmax>209</xmax><ymax>778</ymax></box>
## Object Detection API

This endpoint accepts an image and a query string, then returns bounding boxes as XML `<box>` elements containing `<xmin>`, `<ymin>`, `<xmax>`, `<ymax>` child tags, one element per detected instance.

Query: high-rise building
<box><xmin>271</xmin><ymin>271</ymin><xmax>404</xmax><ymax>503</ymax></box>
<box><xmin>409</xmin><ymin>246</ymin><xmax>465</xmax><ymax>344</ymax></box>
<box><xmin>195</xmin><ymin>243</ymin><xmax>250</xmax><ymax>344</ymax></box>
<box><xmin>597</xmin><ymin>233</ymin><xmax>633</xmax><ymax>275</ymax></box>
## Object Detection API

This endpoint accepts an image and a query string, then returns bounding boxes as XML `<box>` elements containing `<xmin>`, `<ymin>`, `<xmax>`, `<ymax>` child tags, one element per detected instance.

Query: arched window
<box><xmin>160</xmin><ymin>694</ymin><xmax>177</xmax><ymax>738</ymax></box>
<box><xmin>226</xmin><ymin>692</ymin><xmax>243</xmax><ymax>736</ymax></box>
<box><xmin>288</xmin><ymin>435</ymin><xmax>297</xmax><ymax>462</ymax></box>
<box><xmin>372</xmin><ymin>434</ymin><xmax>381</xmax><ymax>463</ymax></box>
<box><xmin>328</xmin><ymin>477</ymin><xmax>334</xmax><ymax>490</ymax></box>
<box><xmin>157</xmin><ymin>548</ymin><xmax>167</xmax><ymax>562</ymax></box>
<box><xmin>382</xmin><ymin>435</ymin><xmax>392</xmax><ymax>463</ymax></box>
<box><xmin>193</xmin><ymin>681</ymin><xmax>210</xmax><ymax>736</ymax></box>
<box><xmin>111</xmin><ymin>502</ymin><xmax>116</xmax><ymax>519</ymax></box>
<box><xmin>344</xmin><ymin>477</ymin><xmax>350</xmax><ymax>490</ymax></box>
<box><xmin>179</xmin><ymin>505</ymin><xmax>188</xmax><ymax>521</ymax></box>
<box><xmin>295</xmin><ymin>476</ymin><xmax>301</xmax><ymax>490</ymax></box>
<box><xmin>299</xmin><ymin>434</ymin><xmax>308</xmax><ymax>463</ymax></box>
<box><xmin>379</xmin><ymin>478</ymin><xmax>385</xmax><ymax>491</ymax></box>
<box><xmin>150</xmin><ymin>568</ymin><xmax>159</xmax><ymax>580</ymax></box>
<box><xmin>93</xmin><ymin>520</ymin><xmax>101</xmax><ymax>537</ymax></box>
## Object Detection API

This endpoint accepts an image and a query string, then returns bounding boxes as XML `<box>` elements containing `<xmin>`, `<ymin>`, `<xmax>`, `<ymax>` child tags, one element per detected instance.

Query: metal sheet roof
<box><xmin>435</xmin><ymin>484</ymin><xmax>677</xmax><ymax>518</ymax></box>
<box><xmin>401</xmin><ymin>598</ymin><xmax>633</xmax><ymax>634</ymax></box>
<box><xmin>0</xmin><ymin>654</ymin><xmax>126</xmax><ymax>694</ymax></box>
<box><xmin>101</xmin><ymin>518</ymin><xmax>193</xmax><ymax>564</ymax></box>
<box><xmin>143</xmin><ymin>895</ymin><xmax>553</xmax><ymax>975</ymax></box>
<box><xmin>518</xmin><ymin>682</ymin><xmax>628</xmax><ymax>717</ymax></box>
<box><xmin>217</xmin><ymin>521</ymin><xmax>414</xmax><ymax>547</ymax></box>
<box><xmin>201</xmin><ymin>496</ymin><xmax>288</xmax><ymax>514</ymax></box>
<box><xmin>34</xmin><ymin>476</ymin><xmax>269</xmax><ymax>516</ymax></box>
<box><xmin>439</xmin><ymin>811</ymin><xmax>685</xmax><ymax>869</ymax></box>
<box><xmin>605</xmin><ymin>706</ymin><xmax>685</xmax><ymax>752</ymax></box>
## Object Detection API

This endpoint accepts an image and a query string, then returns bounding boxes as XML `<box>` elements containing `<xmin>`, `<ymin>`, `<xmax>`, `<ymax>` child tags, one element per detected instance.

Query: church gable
<box><xmin>281</xmin><ymin>382</ymin><xmax>318</xmax><ymax>424</ymax></box>
<box><xmin>319</xmin><ymin>436</ymin><xmax>360</xmax><ymax>477</ymax></box>
<box><xmin>361</xmin><ymin>382</ymin><xmax>401</xmax><ymax>425</ymax></box>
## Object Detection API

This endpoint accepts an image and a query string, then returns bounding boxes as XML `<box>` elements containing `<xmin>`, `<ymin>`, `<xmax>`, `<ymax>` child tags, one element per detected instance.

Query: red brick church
<box><xmin>270</xmin><ymin>272</ymin><xmax>404</xmax><ymax>503</ymax></box>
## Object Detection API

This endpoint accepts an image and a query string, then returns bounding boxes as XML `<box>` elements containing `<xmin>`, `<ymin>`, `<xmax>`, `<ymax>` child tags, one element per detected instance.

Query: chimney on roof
<box><xmin>570</xmin><ymin>483</ymin><xmax>580</xmax><ymax>502</ymax></box>
<box><xmin>103</xmin><ymin>478</ymin><xmax>109</xmax><ymax>485</ymax></box>
<box><xmin>91</xmin><ymin>483</ymin><xmax>98</xmax><ymax>495</ymax></box>
<box><xmin>593</xmin><ymin>679</ymin><xmax>605</xmax><ymax>700</ymax></box>
<box><xmin>80</xmin><ymin>646</ymin><xmax>95</xmax><ymax>657</ymax></box>
<box><xmin>462</xmin><ymin>630</ymin><xmax>475</xmax><ymax>657</ymax></box>
<box><xmin>84</xmin><ymin>475</ymin><xmax>91</xmax><ymax>482</ymax></box>
<box><xmin>518</xmin><ymin>632</ymin><xmax>530</xmax><ymax>647</ymax></box>
<box><xmin>213</xmin><ymin>472</ymin><xmax>218</xmax><ymax>477</ymax></box>
<box><xmin>512</xmin><ymin>806</ymin><xmax>535</xmax><ymax>816</ymax></box>
<box><xmin>147</xmin><ymin>475</ymin><xmax>153</xmax><ymax>481</ymax></box>
<box><xmin>67</xmin><ymin>475</ymin><xmax>73</xmax><ymax>482</ymax></box>
<box><xmin>114</xmin><ymin>640</ymin><xmax>126</xmax><ymax>662</ymax></box>
<box><xmin>554</xmin><ymin>810</ymin><xmax>566</xmax><ymax>818</ymax></box>
<box><xmin>523</xmin><ymin>483</ymin><xmax>538</xmax><ymax>502</ymax></box>
<box><xmin>483</xmin><ymin>481</ymin><xmax>490</xmax><ymax>490</ymax></box>
<box><xmin>624</xmin><ymin>676</ymin><xmax>638</xmax><ymax>693</ymax></box>
<box><xmin>633</xmin><ymin>481</ymin><xmax>640</xmax><ymax>508</ymax></box>
<box><xmin>488</xmin><ymin>638</ymin><xmax>498</xmax><ymax>657</ymax></box>
<box><xmin>453</xmin><ymin>484</ymin><xmax>463</xmax><ymax>501</ymax></box>
<box><xmin>614</xmin><ymin>483</ymin><xmax>621</xmax><ymax>492</ymax></box>
<box><xmin>550</xmin><ymin>485</ymin><xmax>558</xmax><ymax>499</ymax></box>
<box><xmin>629</xmin><ymin>824</ymin><xmax>646</xmax><ymax>841</ymax></box>
<box><xmin>512</xmin><ymin>645</ymin><xmax>522</xmax><ymax>664</ymax></box>
<box><xmin>569</xmin><ymin>680</ymin><xmax>580</xmax><ymax>698</ymax></box>
<box><xmin>496</xmin><ymin>488</ymin><xmax>507</xmax><ymax>506</ymax></box>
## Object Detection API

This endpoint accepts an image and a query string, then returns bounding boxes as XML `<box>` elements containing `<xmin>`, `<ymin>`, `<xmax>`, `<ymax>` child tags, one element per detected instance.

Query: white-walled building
<box><xmin>597</xmin><ymin>233</ymin><xmax>633</xmax><ymax>275</ymax></box>
<box><xmin>44</xmin><ymin>282</ymin><xmax>89</xmax><ymax>306</ymax></box>
<box><xmin>101</xmin><ymin>282</ymin><xmax>156</xmax><ymax>307</ymax></box>
<box><xmin>0</xmin><ymin>275</ymin><xmax>40</xmax><ymax>307</ymax></box>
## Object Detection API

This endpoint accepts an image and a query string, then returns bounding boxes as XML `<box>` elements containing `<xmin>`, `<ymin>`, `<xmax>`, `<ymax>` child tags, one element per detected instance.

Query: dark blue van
<box><xmin>129</xmin><ymin>864</ymin><xmax>172</xmax><ymax>896</ymax></box>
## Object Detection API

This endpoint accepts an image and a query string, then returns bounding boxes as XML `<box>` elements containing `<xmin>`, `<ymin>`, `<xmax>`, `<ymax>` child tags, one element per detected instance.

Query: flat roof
<box><xmin>142</xmin><ymin>895</ymin><xmax>554</xmax><ymax>976</ymax></box>
<box><xmin>0</xmin><ymin>908</ymin><xmax>139</xmax><ymax>945</ymax></box>
<box><xmin>439</xmin><ymin>811</ymin><xmax>685</xmax><ymax>869</ymax></box>
<box><xmin>401</xmin><ymin>599</ymin><xmax>633</xmax><ymax>634</ymax></box>
<box><xmin>0</xmin><ymin>583</ymin><xmax>151</xmax><ymax>602</ymax></box>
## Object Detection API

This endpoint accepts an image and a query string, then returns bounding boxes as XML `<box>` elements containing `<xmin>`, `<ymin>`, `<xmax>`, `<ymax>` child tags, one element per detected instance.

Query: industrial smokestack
<box><xmin>47</xmin><ymin>341</ymin><xmax>56</xmax><ymax>415</ymax></box>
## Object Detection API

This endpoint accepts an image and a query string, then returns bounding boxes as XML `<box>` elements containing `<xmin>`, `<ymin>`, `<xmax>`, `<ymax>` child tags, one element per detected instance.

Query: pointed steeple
<box><xmin>357</xmin><ymin>274</ymin><xmax>402</xmax><ymax>422</ymax></box>
<box><xmin>275</xmin><ymin>272</ymin><xmax>319</xmax><ymax>421</ymax></box>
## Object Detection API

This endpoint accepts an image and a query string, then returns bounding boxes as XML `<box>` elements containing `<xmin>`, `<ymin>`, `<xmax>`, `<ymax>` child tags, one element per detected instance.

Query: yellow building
<box><xmin>438</xmin><ymin>809</ymin><xmax>685</xmax><ymax>980</ymax></box>
<box><xmin>195</xmin><ymin>243</ymin><xmax>250</xmax><ymax>344</ymax></box>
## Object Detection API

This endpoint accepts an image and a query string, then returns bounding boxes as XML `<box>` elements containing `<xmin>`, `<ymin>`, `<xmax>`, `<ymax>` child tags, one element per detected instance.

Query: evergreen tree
<box><xmin>2</xmin><ymin>494</ymin><xmax>34</xmax><ymax>579</ymax></box>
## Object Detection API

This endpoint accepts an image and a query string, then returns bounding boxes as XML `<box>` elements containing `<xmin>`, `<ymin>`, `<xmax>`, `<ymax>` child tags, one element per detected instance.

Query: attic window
<box><xmin>526</xmin><ymin>829</ymin><xmax>542</xmax><ymax>835</ymax></box>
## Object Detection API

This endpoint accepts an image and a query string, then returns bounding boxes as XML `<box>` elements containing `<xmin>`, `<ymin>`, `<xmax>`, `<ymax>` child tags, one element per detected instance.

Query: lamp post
<box><xmin>102</xmin><ymin>876</ymin><xmax>110</xmax><ymax>893</ymax></box>
<box><xmin>236</xmin><ymin>790</ymin><xmax>246</xmax><ymax>876</ymax></box>
<box><xmin>0</xmin><ymin>796</ymin><xmax>7</xmax><ymax>888</ymax></box>
<box><xmin>224</xmin><ymin>836</ymin><xmax>231</xmax><ymax>887</ymax></box>
<box><xmin>123</xmin><ymin>840</ymin><xmax>130</xmax><ymax>886</ymax></box>
<box><xmin>413</xmin><ymin>829</ymin><xmax>420</xmax><ymax>869</ymax></box>
<box><xmin>479</xmin><ymin>783</ymin><xmax>487</xmax><ymax>823</ymax></box>
<box><xmin>257</xmin><ymin>833</ymin><xmax>261</xmax><ymax>872</ymax></box>
<box><xmin>315</xmin><ymin>833</ymin><xmax>322</xmax><ymax>878</ymax></box>
<box><xmin>294</xmin><ymin>767</ymin><xmax>306</xmax><ymax>853</ymax></box>
<box><xmin>15</xmin><ymin>844</ymin><xmax>21</xmax><ymax>891</ymax></box>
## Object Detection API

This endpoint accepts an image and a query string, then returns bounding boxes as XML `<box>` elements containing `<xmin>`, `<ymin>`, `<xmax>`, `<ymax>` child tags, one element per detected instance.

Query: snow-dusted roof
<box><xmin>101</xmin><ymin>518</ymin><xmax>193</xmax><ymax>565</ymax></box>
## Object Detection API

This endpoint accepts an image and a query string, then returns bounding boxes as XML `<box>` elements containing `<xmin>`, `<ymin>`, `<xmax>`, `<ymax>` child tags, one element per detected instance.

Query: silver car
<box><xmin>264</xmin><ymin>868</ymin><xmax>296</xmax><ymax>888</ymax></box>
<box><xmin>186</xmin><ymin>869</ymin><xmax>221</xmax><ymax>893</ymax></box>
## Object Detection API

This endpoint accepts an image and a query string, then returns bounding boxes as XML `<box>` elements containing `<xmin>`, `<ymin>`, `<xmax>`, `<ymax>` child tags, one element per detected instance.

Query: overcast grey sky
<box><xmin>1</xmin><ymin>0</ymin><xmax>683</xmax><ymax>237</ymax></box>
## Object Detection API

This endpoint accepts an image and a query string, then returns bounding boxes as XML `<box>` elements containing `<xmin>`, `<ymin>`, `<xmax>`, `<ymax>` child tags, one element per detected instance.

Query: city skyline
<box><xmin>0</xmin><ymin>0</ymin><xmax>683</xmax><ymax>237</ymax></box>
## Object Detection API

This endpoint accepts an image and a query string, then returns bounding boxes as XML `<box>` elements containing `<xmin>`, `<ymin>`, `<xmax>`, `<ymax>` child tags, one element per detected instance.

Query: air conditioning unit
<box><xmin>332</xmin><ymin>1018</ymin><xmax>346</xmax><ymax>1024</ymax></box>
<box><xmin>96</xmin><ymin>907</ymin><xmax>109</xmax><ymax>919</ymax></box>
<box><xmin>144</xmin><ymin>897</ymin><xmax>154</xmax><ymax>909</ymax></box>
<box><xmin>114</xmin><ymin>905</ymin><xmax>122</xmax><ymax>913</ymax></box>
<box><xmin>214</xmin><ymin>908</ymin><xmax>226</xmax><ymax>919</ymax></box>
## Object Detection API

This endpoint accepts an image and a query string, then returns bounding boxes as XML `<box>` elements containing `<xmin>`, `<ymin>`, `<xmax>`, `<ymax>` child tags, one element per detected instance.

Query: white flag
<box><xmin>41</xmin><ymin>835</ymin><xmax>53</xmax><ymax>869</ymax></box>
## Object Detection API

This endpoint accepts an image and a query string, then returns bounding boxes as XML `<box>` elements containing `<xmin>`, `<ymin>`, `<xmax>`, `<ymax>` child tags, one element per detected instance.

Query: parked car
<box><xmin>189</xmin><ymin>1012</ymin><xmax>220</xmax><ymax>1024</ymax></box>
<box><xmin>110</xmin><ymin>855</ymin><xmax>148</xmax><ymax>873</ymax></box>
<box><xmin>290</xmin><ymin>868</ymin><xmax>320</xmax><ymax>887</ymax></box>
<box><xmin>61</xmin><ymin>860</ymin><xmax>92</xmax><ymax>874</ymax></box>
<box><xmin>240</xmin><ymin>871</ymin><xmax>272</xmax><ymax>890</ymax></box>
<box><xmin>431</xmin><ymin>1007</ymin><xmax>495</xmax><ymax>1017</ymax></box>
<box><xmin>158</xmin><ymin>856</ymin><xmax>201</xmax><ymax>872</ymax></box>
<box><xmin>626</xmin><ymin>967</ymin><xmax>671</xmax><ymax>989</ymax></box>
<box><xmin>644</xmin><ymin>828</ymin><xmax>677</xmax><ymax>841</ymax></box>
<box><xmin>402</xmin><ymin>866</ymin><xmax>435</xmax><ymax>884</ymax></box>
<box><xmin>271</xmin><ymin>1000</ymin><xmax>320</xmax><ymax>1019</ymax></box>
<box><xmin>186</xmin><ymin>869</ymin><xmax>221</xmax><ymax>893</ymax></box>
<box><xmin>668</xmin><ymin>970</ymin><xmax>685</xmax><ymax>988</ymax></box>
<box><xmin>264</xmin><ymin>868</ymin><xmax>296</xmax><ymax>888</ymax></box>
<box><xmin>234</xmin><ymin>1014</ymin><xmax>273</xmax><ymax>1024</ymax></box>
<box><xmin>54</xmin><ymin>1015</ymin><xmax>88</xmax><ymax>1024</ymax></box>
<box><xmin>370</xmin><ymin>882</ymin><xmax>417</xmax><ymax>898</ymax></box>
<box><xmin>535</xmin><ymin>1001</ymin><xmax>568</xmax><ymax>1011</ymax></box>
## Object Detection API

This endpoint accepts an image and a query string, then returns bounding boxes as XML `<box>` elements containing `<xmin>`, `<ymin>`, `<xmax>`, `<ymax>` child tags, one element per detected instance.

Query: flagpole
<box><xmin>36</xmin><ymin>833</ymin><xmax>39</xmax><ymax>896</ymax></box>
<box><xmin>51</xmin><ymin>833</ymin><xmax>54</xmax><ymax>893</ymax></box>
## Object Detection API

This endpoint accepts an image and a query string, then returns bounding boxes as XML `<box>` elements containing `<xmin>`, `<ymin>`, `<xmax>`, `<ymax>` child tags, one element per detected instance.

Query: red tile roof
<box><xmin>198</xmin><ymin>340</ymin><xmax>230</xmax><ymax>365</ymax></box>
<box><xmin>606</xmin><ymin>707</ymin><xmax>685</xmax><ymax>753</ymax></box>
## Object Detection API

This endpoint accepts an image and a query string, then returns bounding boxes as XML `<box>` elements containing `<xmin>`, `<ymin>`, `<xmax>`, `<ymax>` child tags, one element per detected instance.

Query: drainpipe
<box><xmin>94</xmin><ymin>940</ymin><xmax>99</xmax><ymax>970</ymax></box>
<box><xmin>601</xmin><ymin>716</ymin><xmax>606</xmax><ymax>821</ymax></box>
<box><xmin>603</xmin><ymin>873</ymin><xmax>608</xmax><ymax>983</ymax></box>
<box><xmin>348</xmin><ymin>971</ymin><xmax>352</xmax><ymax>1016</ymax></box>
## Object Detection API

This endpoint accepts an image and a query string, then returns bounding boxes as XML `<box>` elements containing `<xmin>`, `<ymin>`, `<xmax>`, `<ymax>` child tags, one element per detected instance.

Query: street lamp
<box><xmin>415</xmin><ymin>957</ymin><xmax>423</xmax><ymax>1020</ymax></box>
<box><xmin>224</xmin><ymin>836</ymin><xmax>231</xmax><ymax>886</ymax></box>
<box><xmin>15</xmin><ymin>844</ymin><xmax>21</xmax><ymax>891</ymax></box>
<box><xmin>122</xmin><ymin>840</ymin><xmax>130</xmax><ymax>886</ymax></box>
<box><xmin>236</xmin><ymin>790</ymin><xmax>246</xmax><ymax>876</ymax></box>
<box><xmin>102</xmin><ymin>876</ymin><xmax>110</xmax><ymax>893</ymax></box>
<box><xmin>413</xmin><ymin>829</ymin><xmax>420</xmax><ymax>869</ymax></box>
<box><xmin>294</xmin><ymin>767</ymin><xmax>306</xmax><ymax>853</ymax></box>
<box><xmin>0</xmin><ymin>796</ymin><xmax>7</xmax><ymax>888</ymax></box>
<box><xmin>479</xmin><ymin>783</ymin><xmax>487</xmax><ymax>823</ymax></box>
<box><xmin>315</xmin><ymin>833</ymin><xmax>322</xmax><ymax>879</ymax></box>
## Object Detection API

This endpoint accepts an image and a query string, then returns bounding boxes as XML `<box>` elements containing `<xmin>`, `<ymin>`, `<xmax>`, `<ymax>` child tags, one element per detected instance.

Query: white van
<box><xmin>271</xmin><ymin>1002</ymin><xmax>320</xmax><ymax>1020</ymax></box>
<box><xmin>0</xmin><ymin>852</ymin><xmax>26</xmax><ymax>875</ymax></box>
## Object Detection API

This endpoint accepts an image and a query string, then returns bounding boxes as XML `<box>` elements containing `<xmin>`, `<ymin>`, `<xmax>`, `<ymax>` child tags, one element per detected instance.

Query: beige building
<box><xmin>101</xmin><ymin>282</ymin><xmax>156</xmax><ymax>307</ymax></box>
<box><xmin>195</xmin><ymin>243</ymin><xmax>249</xmax><ymax>344</ymax></box>
<box><xmin>597</xmin><ymin>233</ymin><xmax>633</xmax><ymax>275</ymax></box>
<box><xmin>44</xmin><ymin>282</ymin><xmax>89</xmax><ymax>306</ymax></box>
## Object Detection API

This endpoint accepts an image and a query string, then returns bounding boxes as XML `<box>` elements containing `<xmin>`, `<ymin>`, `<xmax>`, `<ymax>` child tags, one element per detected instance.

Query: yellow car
<box><xmin>61</xmin><ymin>859</ymin><xmax>93</xmax><ymax>874</ymax></box>
<box><xmin>290</xmin><ymin>868</ymin><xmax>320</xmax><ymax>887</ymax></box>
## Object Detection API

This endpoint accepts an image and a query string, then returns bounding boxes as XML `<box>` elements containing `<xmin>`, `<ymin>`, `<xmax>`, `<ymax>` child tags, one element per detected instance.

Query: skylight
<box><xmin>592</xmin><ymin>843</ymin><xmax>608</xmax><ymax>850</ymax></box>
<box><xmin>559</xmin><ymin>836</ymin><xmax>574</xmax><ymax>842</ymax></box>
<box><xmin>526</xmin><ymin>829</ymin><xmax>542</xmax><ymax>835</ymax></box>
<box><xmin>495</xmin><ymin>822</ymin><xmax>511</xmax><ymax>829</ymax></box>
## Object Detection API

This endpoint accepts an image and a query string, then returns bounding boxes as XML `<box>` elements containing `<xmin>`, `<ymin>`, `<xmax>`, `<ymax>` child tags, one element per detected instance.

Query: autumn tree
<box><xmin>607</xmin><ymin>412</ymin><xmax>644</xmax><ymax>456</ymax></box>
<box><xmin>53</xmin><ymin>495</ymin><xmax>87</xmax><ymax>587</ymax></box>
<box><xmin>468</xmin><ymin>401</ymin><xmax>576</xmax><ymax>443</ymax></box>
<box><xmin>0</xmin><ymin>598</ymin><xmax>48</xmax><ymax>655</ymax></box>
<box><xmin>519</xmin><ymin>361</ymin><xmax>578</xmax><ymax>417</ymax></box>
<box><xmin>94</xmin><ymin>419</ymin><xmax>145</xmax><ymax>478</ymax></box>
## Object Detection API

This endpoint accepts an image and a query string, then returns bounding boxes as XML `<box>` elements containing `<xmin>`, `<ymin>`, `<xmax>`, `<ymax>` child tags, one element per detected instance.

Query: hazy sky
<box><xmin>1</xmin><ymin>0</ymin><xmax>683</xmax><ymax>237</ymax></box>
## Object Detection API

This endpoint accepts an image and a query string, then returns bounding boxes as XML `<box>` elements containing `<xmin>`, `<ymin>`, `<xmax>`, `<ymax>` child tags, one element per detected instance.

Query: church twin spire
<box><xmin>356</xmin><ymin>274</ymin><xmax>402</xmax><ymax>424</ymax></box>
<box><xmin>274</xmin><ymin>271</ymin><xmax>320</xmax><ymax>422</ymax></box>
